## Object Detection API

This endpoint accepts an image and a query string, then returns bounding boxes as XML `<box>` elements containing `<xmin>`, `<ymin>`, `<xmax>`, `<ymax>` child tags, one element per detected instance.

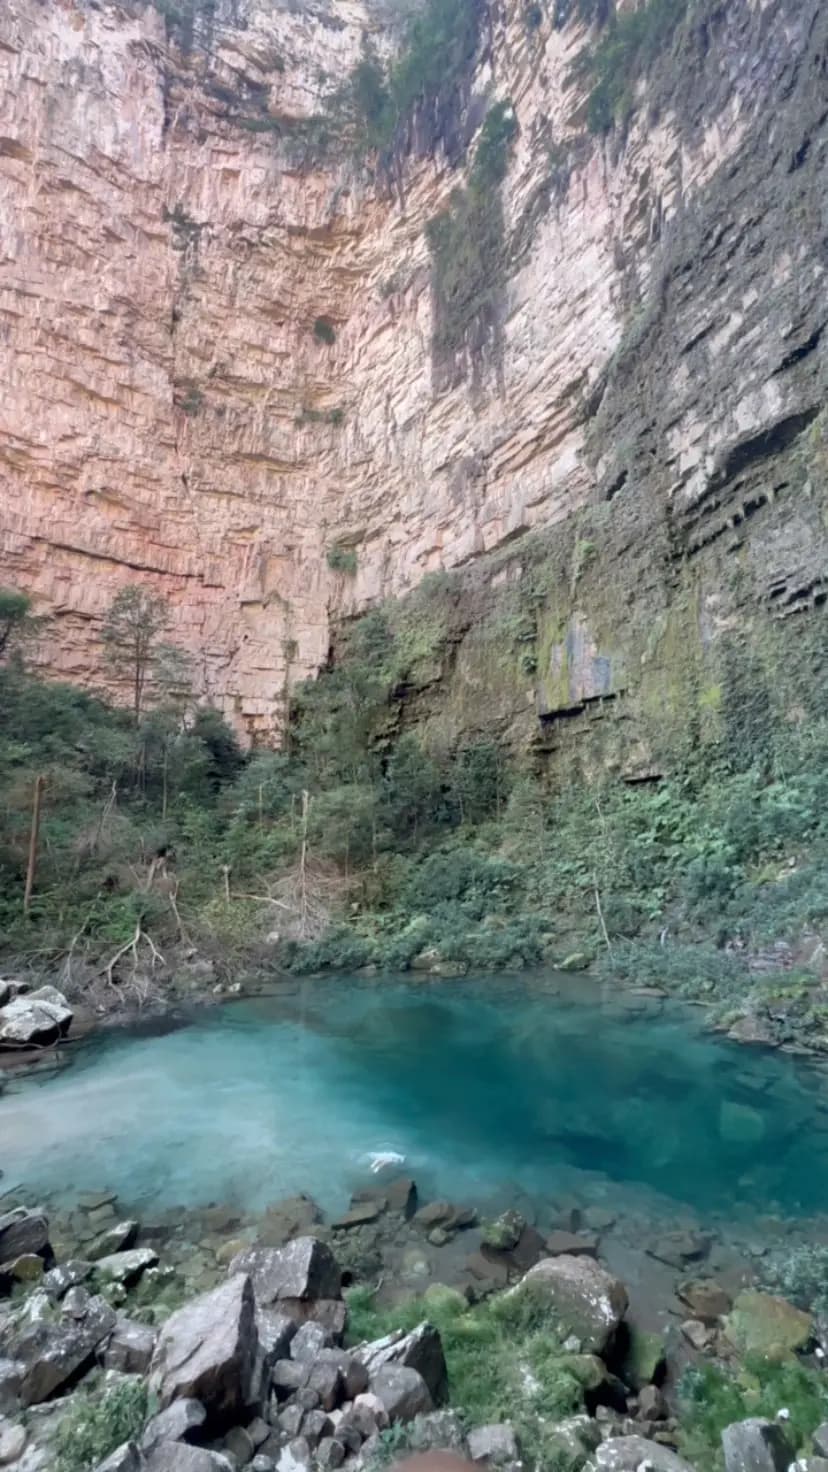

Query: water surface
<box><xmin>3</xmin><ymin>973</ymin><xmax>828</xmax><ymax>1223</ymax></box>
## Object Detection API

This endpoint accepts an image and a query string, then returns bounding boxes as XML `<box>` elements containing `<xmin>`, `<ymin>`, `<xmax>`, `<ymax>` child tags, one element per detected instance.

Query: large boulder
<box><xmin>0</xmin><ymin>1209</ymin><xmax>50</xmax><ymax>1264</ymax></box>
<box><xmin>142</xmin><ymin>1398</ymin><xmax>207</xmax><ymax>1451</ymax></box>
<box><xmin>149</xmin><ymin>1273</ymin><xmax>259</xmax><ymax>1423</ymax></box>
<box><xmin>0</xmin><ymin>986</ymin><xmax>72</xmax><ymax>1048</ymax></box>
<box><xmin>12</xmin><ymin>1292</ymin><xmax>116</xmax><ymax>1404</ymax></box>
<box><xmin>369</xmin><ymin>1365</ymin><xmax>433</xmax><ymax>1422</ymax></box>
<box><xmin>467</xmin><ymin>1424</ymin><xmax>519</xmax><ymax>1464</ymax></box>
<box><xmin>355</xmin><ymin>1323</ymin><xmax>448</xmax><ymax>1403</ymax></box>
<box><xmin>229</xmin><ymin>1239</ymin><xmax>341</xmax><ymax>1308</ymax></box>
<box><xmin>721</xmin><ymin>1417</ymin><xmax>792</xmax><ymax>1472</ymax></box>
<box><xmin>589</xmin><ymin>1437</ymin><xmax>696</xmax><ymax>1470</ymax></box>
<box><xmin>516</xmin><ymin>1256</ymin><xmax>629</xmax><ymax>1353</ymax></box>
<box><xmin>723</xmin><ymin>1291</ymin><xmax>812</xmax><ymax>1355</ymax></box>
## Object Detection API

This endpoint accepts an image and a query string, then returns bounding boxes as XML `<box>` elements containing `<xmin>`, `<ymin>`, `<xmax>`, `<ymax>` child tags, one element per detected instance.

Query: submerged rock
<box><xmin>94</xmin><ymin>1247</ymin><xmax>159</xmax><ymax>1286</ymax></box>
<box><xmin>149</xmin><ymin>1273</ymin><xmax>259</xmax><ymax>1421</ymax></box>
<box><xmin>721</xmin><ymin>1416</ymin><xmax>791</xmax><ymax>1472</ymax></box>
<box><xmin>723</xmin><ymin>1290</ymin><xmax>812</xmax><ymax>1355</ymax></box>
<box><xmin>516</xmin><ymin>1255</ymin><xmax>628</xmax><ymax>1354</ymax></box>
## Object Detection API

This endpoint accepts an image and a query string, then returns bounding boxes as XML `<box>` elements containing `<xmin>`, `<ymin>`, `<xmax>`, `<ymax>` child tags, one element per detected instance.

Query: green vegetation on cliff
<box><xmin>3</xmin><ymin>566</ymin><xmax>828</xmax><ymax>1027</ymax></box>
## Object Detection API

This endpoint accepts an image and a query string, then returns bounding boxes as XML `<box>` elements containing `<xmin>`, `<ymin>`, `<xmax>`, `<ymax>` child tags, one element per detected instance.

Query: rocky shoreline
<box><xmin>2</xmin><ymin>1169</ymin><xmax>828</xmax><ymax>1472</ymax></box>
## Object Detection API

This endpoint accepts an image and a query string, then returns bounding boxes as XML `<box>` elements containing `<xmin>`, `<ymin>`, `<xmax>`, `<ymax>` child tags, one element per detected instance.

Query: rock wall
<box><xmin>0</xmin><ymin>0</ymin><xmax>825</xmax><ymax>745</ymax></box>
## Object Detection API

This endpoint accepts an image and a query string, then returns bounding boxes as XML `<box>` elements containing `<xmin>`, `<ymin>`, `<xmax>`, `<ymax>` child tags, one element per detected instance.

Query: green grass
<box><xmin>678</xmin><ymin>1357</ymin><xmax>828</xmax><ymax>1471</ymax></box>
<box><xmin>54</xmin><ymin>1378</ymin><xmax>150</xmax><ymax>1472</ymax></box>
<box><xmin>346</xmin><ymin>1283</ymin><xmax>585</xmax><ymax>1452</ymax></box>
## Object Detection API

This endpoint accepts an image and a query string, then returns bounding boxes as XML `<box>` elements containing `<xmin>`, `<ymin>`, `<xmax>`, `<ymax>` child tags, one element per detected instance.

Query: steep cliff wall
<box><xmin>0</xmin><ymin>0</ymin><xmax>826</xmax><ymax>749</ymax></box>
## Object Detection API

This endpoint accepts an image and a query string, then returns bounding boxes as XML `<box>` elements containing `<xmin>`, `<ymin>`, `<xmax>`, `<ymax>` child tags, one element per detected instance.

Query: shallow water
<box><xmin>3</xmin><ymin>973</ymin><xmax>828</xmax><ymax>1224</ymax></box>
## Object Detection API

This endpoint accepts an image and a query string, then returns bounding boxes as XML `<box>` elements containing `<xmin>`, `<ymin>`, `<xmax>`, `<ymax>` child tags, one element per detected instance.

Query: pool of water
<box><xmin>3</xmin><ymin>973</ymin><xmax>828</xmax><ymax>1224</ymax></box>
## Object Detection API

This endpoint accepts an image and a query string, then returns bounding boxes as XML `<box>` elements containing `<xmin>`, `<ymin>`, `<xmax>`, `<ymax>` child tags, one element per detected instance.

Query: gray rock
<box><xmin>257</xmin><ymin>1311</ymin><xmax>298</xmax><ymax>1368</ymax></box>
<box><xmin>290</xmin><ymin>1323</ymin><xmax>330</xmax><ymax>1363</ymax></box>
<box><xmin>646</xmin><ymin>1232</ymin><xmax>711</xmax><ymax>1270</ymax></box>
<box><xmin>370</xmin><ymin>1365</ymin><xmax>432</xmax><ymax>1422</ymax></box>
<box><xmin>43</xmin><ymin>1261</ymin><xmax>91</xmax><ymax>1299</ymax></box>
<box><xmin>316</xmin><ymin>1437</ymin><xmax>345</xmax><ymax>1469</ymax></box>
<box><xmin>314</xmin><ymin>1350</ymin><xmax>369</xmax><ymax>1400</ymax></box>
<box><xmin>229</xmin><ymin>1241</ymin><xmax>341</xmax><ymax>1307</ymax></box>
<box><xmin>149</xmin><ymin>1273</ymin><xmax>260</xmax><ymax>1421</ymax></box>
<box><xmin>516</xmin><ymin>1256</ymin><xmax>628</xmax><ymax>1354</ymax></box>
<box><xmin>0</xmin><ymin>986</ymin><xmax>72</xmax><ymax>1047</ymax></box>
<box><xmin>272</xmin><ymin>1360</ymin><xmax>307</xmax><ymax>1396</ymax></box>
<box><xmin>63</xmin><ymin>1285</ymin><xmax>92</xmax><ymax>1318</ymax></box>
<box><xmin>467</xmin><ymin>1424</ymin><xmax>519</xmax><ymax>1464</ymax></box>
<box><xmin>13</xmin><ymin>1292</ymin><xmax>116</xmax><ymax>1404</ymax></box>
<box><xmin>248</xmin><ymin>1417</ymin><xmax>270</xmax><ymax>1448</ymax></box>
<box><xmin>816</xmin><ymin>1425</ymin><xmax>828</xmax><ymax>1458</ymax></box>
<box><xmin>0</xmin><ymin>1361</ymin><xmax>24</xmax><ymax>1415</ymax></box>
<box><xmin>548</xmin><ymin>1415</ymin><xmax>602</xmax><ymax>1461</ymax></box>
<box><xmin>277</xmin><ymin>1437</ymin><xmax>312</xmax><ymax>1472</ymax></box>
<box><xmin>385</xmin><ymin>1180</ymin><xmax>418</xmax><ymax>1219</ymax></box>
<box><xmin>144</xmin><ymin>1445</ymin><xmax>235</xmax><ymax>1472</ymax></box>
<box><xmin>638</xmin><ymin>1384</ymin><xmax>668</xmax><ymax>1421</ymax></box>
<box><xmin>142</xmin><ymin>1397</ymin><xmax>206</xmax><ymax>1450</ymax></box>
<box><xmin>94</xmin><ymin>1248</ymin><xmax>159</xmax><ymax>1286</ymax></box>
<box><xmin>301</xmin><ymin>1409</ymin><xmax>333</xmax><ymax>1447</ymax></box>
<box><xmin>251</xmin><ymin>1459</ymin><xmax>277</xmax><ymax>1472</ymax></box>
<box><xmin>721</xmin><ymin>1417</ymin><xmax>791</xmax><ymax>1472</ymax></box>
<box><xmin>545</xmin><ymin>1231</ymin><xmax>599</xmax><ymax>1257</ymax></box>
<box><xmin>224</xmin><ymin>1425</ymin><xmax>256</xmax><ymax>1465</ymax></box>
<box><xmin>279</xmin><ymin>1404</ymin><xmax>306</xmax><ymax>1437</ymax></box>
<box><xmin>304</xmin><ymin>1361</ymin><xmax>341</xmax><ymax>1412</ymax></box>
<box><xmin>295</xmin><ymin>1387</ymin><xmax>322</xmax><ymax>1412</ymax></box>
<box><xmin>592</xmin><ymin>1437</ymin><xmax>697</xmax><ymax>1471</ymax></box>
<box><xmin>356</xmin><ymin>1323</ymin><xmax>447</xmax><ymax>1403</ymax></box>
<box><xmin>798</xmin><ymin>1462</ymin><xmax>828</xmax><ymax>1472</ymax></box>
<box><xmin>0</xmin><ymin>1417</ymin><xmax>27</xmax><ymax>1465</ymax></box>
<box><xmin>88</xmin><ymin>1223</ymin><xmax>140</xmax><ymax>1262</ymax></box>
<box><xmin>0</xmin><ymin>1210</ymin><xmax>50</xmax><ymax>1263</ymax></box>
<box><xmin>104</xmin><ymin>1317</ymin><xmax>157</xmax><ymax>1375</ymax></box>
<box><xmin>93</xmin><ymin>1444</ymin><xmax>143</xmax><ymax>1472</ymax></box>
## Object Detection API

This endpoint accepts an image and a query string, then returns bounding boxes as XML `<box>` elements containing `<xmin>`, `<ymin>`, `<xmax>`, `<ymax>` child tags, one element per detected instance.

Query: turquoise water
<box><xmin>3</xmin><ymin>974</ymin><xmax>828</xmax><ymax>1222</ymax></box>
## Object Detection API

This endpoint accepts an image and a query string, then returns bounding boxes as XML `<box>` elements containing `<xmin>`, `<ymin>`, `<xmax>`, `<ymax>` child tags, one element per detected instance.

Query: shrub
<box><xmin>313</xmin><ymin>316</ymin><xmax>337</xmax><ymax>345</ymax></box>
<box><xmin>327</xmin><ymin>546</ymin><xmax>358</xmax><ymax>576</ymax></box>
<box><xmin>54</xmin><ymin>1378</ymin><xmax>149</xmax><ymax>1472</ymax></box>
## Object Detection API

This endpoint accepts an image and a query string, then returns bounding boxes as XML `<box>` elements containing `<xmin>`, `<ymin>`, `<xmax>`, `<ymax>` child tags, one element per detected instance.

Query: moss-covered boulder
<box><xmin>723</xmin><ymin>1290</ymin><xmax>812</xmax><ymax>1355</ymax></box>
<box><xmin>515</xmin><ymin>1255</ymin><xmax>628</xmax><ymax>1354</ymax></box>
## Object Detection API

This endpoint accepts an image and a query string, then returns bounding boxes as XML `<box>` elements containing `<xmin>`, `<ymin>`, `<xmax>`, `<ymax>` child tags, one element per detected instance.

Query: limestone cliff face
<box><xmin>0</xmin><ymin>0</ymin><xmax>825</xmax><ymax>742</ymax></box>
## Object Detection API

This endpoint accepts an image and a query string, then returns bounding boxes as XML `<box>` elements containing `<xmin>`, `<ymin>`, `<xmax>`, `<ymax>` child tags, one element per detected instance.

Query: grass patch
<box><xmin>54</xmin><ymin>1378</ymin><xmax>150</xmax><ymax>1472</ymax></box>
<box><xmin>678</xmin><ymin>1357</ymin><xmax>828</xmax><ymax>1472</ymax></box>
<box><xmin>345</xmin><ymin>1282</ymin><xmax>585</xmax><ymax>1449</ymax></box>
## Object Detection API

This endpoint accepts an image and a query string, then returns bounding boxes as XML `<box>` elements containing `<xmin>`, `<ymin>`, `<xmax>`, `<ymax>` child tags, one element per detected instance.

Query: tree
<box><xmin>0</xmin><ymin>588</ymin><xmax>40</xmax><ymax>662</ymax></box>
<box><xmin>102</xmin><ymin>586</ymin><xmax>169</xmax><ymax>724</ymax></box>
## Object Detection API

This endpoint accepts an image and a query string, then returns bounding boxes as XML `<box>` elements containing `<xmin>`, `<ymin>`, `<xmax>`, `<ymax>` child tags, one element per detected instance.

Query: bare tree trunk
<box><xmin>299</xmin><ymin>789</ymin><xmax>310</xmax><ymax>937</ymax></box>
<box><xmin>162</xmin><ymin>743</ymin><xmax>169</xmax><ymax>820</ymax></box>
<box><xmin>23</xmin><ymin>774</ymin><xmax>45</xmax><ymax>915</ymax></box>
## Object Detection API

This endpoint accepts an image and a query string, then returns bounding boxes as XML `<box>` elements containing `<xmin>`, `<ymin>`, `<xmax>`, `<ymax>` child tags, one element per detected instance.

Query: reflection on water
<box><xmin>3</xmin><ymin>973</ymin><xmax>828</xmax><ymax>1221</ymax></box>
